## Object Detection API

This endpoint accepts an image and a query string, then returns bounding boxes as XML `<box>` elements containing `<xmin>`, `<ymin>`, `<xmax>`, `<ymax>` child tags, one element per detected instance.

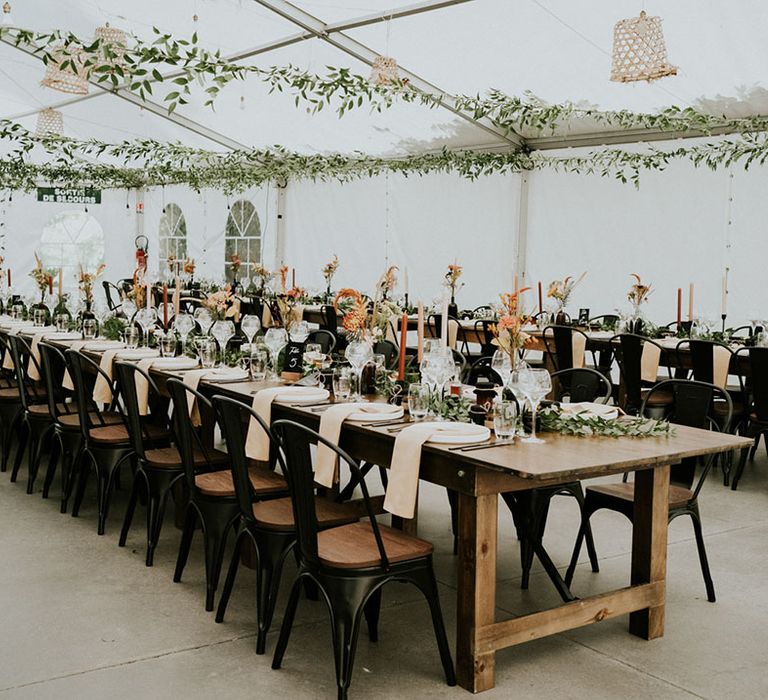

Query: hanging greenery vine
<box><xmin>2</xmin><ymin>25</ymin><xmax>768</xmax><ymax>191</ymax></box>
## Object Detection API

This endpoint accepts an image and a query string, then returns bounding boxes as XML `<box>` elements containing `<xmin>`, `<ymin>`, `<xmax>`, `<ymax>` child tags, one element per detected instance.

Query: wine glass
<box><xmin>491</xmin><ymin>350</ymin><xmax>512</xmax><ymax>387</ymax></box>
<box><xmin>264</xmin><ymin>327</ymin><xmax>288</xmax><ymax>380</ymax></box>
<box><xmin>174</xmin><ymin>313</ymin><xmax>195</xmax><ymax>354</ymax></box>
<box><xmin>519</xmin><ymin>368</ymin><xmax>552</xmax><ymax>444</ymax></box>
<box><xmin>135</xmin><ymin>307</ymin><xmax>158</xmax><ymax>346</ymax></box>
<box><xmin>211</xmin><ymin>319</ymin><xmax>235</xmax><ymax>366</ymax></box>
<box><xmin>194</xmin><ymin>307</ymin><xmax>213</xmax><ymax>334</ymax></box>
<box><xmin>241</xmin><ymin>314</ymin><xmax>261</xmax><ymax>350</ymax></box>
<box><xmin>345</xmin><ymin>339</ymin><xmax>373</xmax><ymax>401</ymax></box>
<box><xmin>121</xmin><ymin>298</ymin><xmax>137</xmax><ymax>322</ymax></box>
<box><xmin>288</xmin><ymin>320</ymin><xmax>310</xmax><ymax>343</ymax></box>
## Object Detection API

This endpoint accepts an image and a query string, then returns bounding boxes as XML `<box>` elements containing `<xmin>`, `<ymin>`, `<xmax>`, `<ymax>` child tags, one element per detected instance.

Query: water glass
<box><xmin>408</xmin><ymin>383</ymin><xmax>430</xmax><ymax>421</ymax></box>
<box><xmin>493</xmin><ymin>400</ymin><xmax>518</xmax><ymax>440</ymax></box>
<box><xmin>11</xmin><ymin>303</ymin><xmax>24</xmax><ymax>320</ymax></box>
<box><xmin>333</xmin><ymin>368</ymin><xmax>353</xmax><ymax>402</ymax></box>
<box><xmin>55</xmin><ymin>314</ymin><xmax>69</xmax><ymax>332</ymax></box>
<box><xmin>33</xmin><ymin>308</ymin><xmax>47</xmax><ymax>327</ymax></box>
<box><xmin>249</xmin><ymin>349</ymin><xmax>269</xmax><ymax>382</ymax></box>
<box><xmin>83</xmin><ymin>319</ymin><xmax>98</xmax><ymax>340</ymax></box>
<box><xmin>198</xmin><ymin>337</ymin><xmax>217</xmax><ymax>369</ymax></box>
<box><xmin>124</xmin><ymin>326</ymin><xmax>141</xmax><ymax>349</ymax></box>
<box><xmin>159</xmin><ymin>332</ymin><xmax>177</xmax><ymax>358</ymax></box>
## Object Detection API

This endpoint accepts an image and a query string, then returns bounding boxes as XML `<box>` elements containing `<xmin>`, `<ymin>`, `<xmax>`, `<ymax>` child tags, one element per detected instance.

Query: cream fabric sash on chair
<box><xmin>245</xmin><ymin>387</ymin><xmax>286</xmax><ymax>461</ymax></box>
<box><xmin>261</xmin><ymin>304</ymin><xmax>273</xmax><ymax>329</ymax></box>
<box><xmin>315</xmin><ymin>403</ymin><xmax>364</xmax><ymax>487</ymax></box>
<box><xmin>26</xmin><ymin>333</ymin><xmax>48</xmax><ymax>381</ymax></box>
<box><xmin>383</xmin><ymin>424</ymin><xmax>438</xmax><ymax>519</ymax></box>
<box><xmin>448</xmin><ymin>319</ymin><xmax>459</xmax><ymax>350</ymax></box>
<box><xmin>92</xmin><ymin>350</ymin><xmax>121</xmax><ymax>404</ymax></box>
<box><xmin>572</xmin><ymin>332</ymin><xmax>587</xmax><ymax>368</ymax></box>
<box><xmin>132</xmin><ymin>358</ymin><xmax>161</xmax><ymax>416</ymax></box>
<box><xmin>712</xmin><ymin>345</ymin><xmax>731</xmax><ymax>390</ymax></box>
<box><xmin>180</xmin><ymin>369</ymin><xmax>210</xmax><ymax>427</ymax></box>
<box><xmin>640</xmin><ymin>342</ymin><xmax>662</xmax><ymax>383</ymax></box>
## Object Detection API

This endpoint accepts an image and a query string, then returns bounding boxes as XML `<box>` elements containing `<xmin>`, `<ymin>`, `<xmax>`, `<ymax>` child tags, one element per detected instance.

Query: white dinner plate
<box><xmin>346</xmin><ymin>404</ymin><xmax>404</xmax><ymax>422</ymax></box>
<box><xmin>418</xmin><ymin>422</ymin><xmax>491</xmax><ymax>444</ymax></box>
<box><xmin>43</xmin><ymin>331</ymin><xmax>82</xmax><ymax>341</ymax></box>
<box><xmin>152</xmin><ymin>357</ymin><xmax>200</xmax><ymax>371</ymax></box>
<box><xmin>273</xmin><ymin>387</ymin><xmax>330</xmax><ymax>404</ymax></box>
<box><xmin>116</xmin><ymin>349</ymin><xmax>160</xmax><ymax>360</ymax></box>
<box><xmin>84</xmin><ymin>341</ymin><xmax>126</xmax><ymax>351</ymax></box>
<box><xmin>203</xmin><ymin>367</ymin><xmax>250</xmax><ymax>383</ymax></box>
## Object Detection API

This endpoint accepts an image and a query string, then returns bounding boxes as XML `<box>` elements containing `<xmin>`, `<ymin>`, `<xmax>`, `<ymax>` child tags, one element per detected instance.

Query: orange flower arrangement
<box><xmin>491</xmin><ymin>288</ymin><xmax>533</xmax><ymax>363</ymax></box>
<box><xmin>277</xmin><ymin>286</ymin><xmax>306</xmax><ymax>326</ymax></box>
<box><xmin>627</xmin><ymin>273</ymin><xmax>652</xmax><ymax>306</ymax></box>
<box><xmin>334</xmin><ymin>288</ymin><xmax>370</xmax><ymax>339</ymax></box>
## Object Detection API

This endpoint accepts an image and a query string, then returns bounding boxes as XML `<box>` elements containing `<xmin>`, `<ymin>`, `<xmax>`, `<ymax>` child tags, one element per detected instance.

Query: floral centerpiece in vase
<box><xmin>29</xmin><ymin>253</ymin><xmax>55</xmax><ymax>323</ymax></box>
<box><xmin>276</xmin><ymin>286</ymin><xmax>306</xmax><ymax>330</ymax></box>
<box><xmin>202</xmin><ymin>286</ymin><xmax>240</xmax><ymax>364</ymax></box>
<box><xmin>252</xmin><ymin>263</ymin><xmax>272</xmax><ymax>297</ymax></box>
<box><xmin>78</xmin><ymin>263</ymin><xmax>106</xmax><ymax>321</ymax></box>
<box><xmin>278</xmin><ymin>264</ymin><xmax>289</xmax><ymax>293</ymax></box>
<box><xmin>322</xmin><ymin>254</ymin><xmax>340</xmax><ymax>301</ymax></box>
<box><xmin>491</xmin><ymin>288</ymin><xmax>533</xmax><ymax>372</ymax></box>
<box><xmin>376</xmin><ymin>265</ymin><xmax>398</xmax><ymax>301</ymax></box>
<box><xmin>445</xmin><ymin>263</ymin><xmax>464</xmax><ymax>318</ymax></box>
<box><xmin>627</xmin><ymin>273</ymin><xmax>652</xmax><ymax>333</ymax></box>
<box><xmin>547</xmin><ymin>272</ymin><xmax>586</xmax><ymax>324</ymax></box>
<box><xmin>230</xmin><ymin>254</ymin><xmax>242</xmax><ymax>292</ymax></box>
<box><xmin>183</xmin><ymin>258</ymin><xmax>196</xmax><ymax>287</ymax></box>
<box><xmin>334</xmin><ymin>288</ymin><xmax>376</xmax><ymax>399</ymax></box>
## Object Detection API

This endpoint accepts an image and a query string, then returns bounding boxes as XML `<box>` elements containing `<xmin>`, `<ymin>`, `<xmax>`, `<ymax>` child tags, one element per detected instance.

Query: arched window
<box><xmin>40</xmin><ymin>211</ymin><xmax>105</xmax><ymax>295</ymax></box>
<box><xmin>158</xmin><ymin>203</ymin><xmax>188</xmax><ymax>261</ymax></box>
<box><xmin>224</xmin><ymin>200</ymin><xmax>261</xmax><ymax>282</ymax></box>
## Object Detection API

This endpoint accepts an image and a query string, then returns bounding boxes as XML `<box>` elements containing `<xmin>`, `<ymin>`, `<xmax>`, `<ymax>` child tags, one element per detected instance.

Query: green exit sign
<box><xmin>37</xmin><ymin>187</ymin><xmax>102</xmax><ymax>204</ymax></box>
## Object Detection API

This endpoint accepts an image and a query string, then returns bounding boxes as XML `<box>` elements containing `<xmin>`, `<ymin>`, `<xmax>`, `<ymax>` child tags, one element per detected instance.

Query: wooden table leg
<box><xmin>629</xmin><ymin>464</ymin><xmax>670</xmax><ymax>639</ymax></box>
<box><xmin>456</xmin><ymin>492</ymin><xmax>497</xmax><ymax>692</ymax></box>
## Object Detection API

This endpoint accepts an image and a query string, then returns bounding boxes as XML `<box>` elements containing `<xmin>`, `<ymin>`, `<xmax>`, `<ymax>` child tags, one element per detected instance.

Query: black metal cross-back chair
<box><xmin>542</xmin><ymin>324</ymin><xmax>596</xmax><ymax>372</ymax></box>
<box><xmin>465</xmin><ymin>356</ymin><xmax>502</xmax><ymax>386</ymax></box>
<box><xmin>319</xmin><ymin>304</ymin><xmax>338</xmax><ymax>334</ymax></box>
<box><xmin>115</xmin><ymin>361</ymin><xmax>211</xmax><ymax>566</ymax></box>
<box><xmin>166</xmin><ymin>378</ymin><xmax>287</xmax><ymax>611</ymax></box>
<box><xmin>371</xmin><ymin>339</ymin><xmax>398</xmax><ymax>370</ymax></box>
<box><xmin>730</xmin><ymin>346</ymin><xmax>768</xmax><ymax>490</ymax></box>
<box><xmin>471</xmin><ymin>319</ymin><xmax>497</xmax><ymax>358</ymax></box>
<box><xmin>611</xmin><ymin>333</ymin><xmax>674</xmax><ymax>415</ymax></box>
<box><xmin>586</xmin><ymin>314</ymin><xmax>620</xmax><ymax>330</ymax></box>
<box><xmin>499</xmin><ymin>366</ymin><xmax>610</xmax><ymax>602</ymax></box>
<box><xmin>6</xmin><ymin>334</ymin><xmax>53</xmax><ymax>492</ymax></box>
<box><xmin>565</xmin><ymin>379</ymin><xmax>732</xmax><ymax>603</ymax></box>
<box><xmin>37</xmin><ymin>342</ymin><xmax>93</xmax><ymax>512</ymax></box>
<box><xmin>270</xmin><ymin>419</ymin><xmax>455</xmax><ymax>699</ymax></box>
<box><xmin>0</xmin><ymin>334</ymin><xmax>24</xmax><ymax>474</ymax></box>
<box><xmin>212</xmin><ymin>396</ymin><xmax>358</xmax><ymax>654</ymax></box>
<box><xmin>65</xmin><ymin>349</ymin><xmax>167</xmax><ymax>535</ymax></box>
<box><xmin>102</xmin><ymin>280</ymin><xmax>123</xmax><ymax>313</ymax></box>
<box><xmin>307</xmin><ymin>329</ymin><xmax>337</xmax><ymax>355</ymax></box>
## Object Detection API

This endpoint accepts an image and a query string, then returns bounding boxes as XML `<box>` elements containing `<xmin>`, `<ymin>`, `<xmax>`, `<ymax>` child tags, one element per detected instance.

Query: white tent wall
<box><xmin>141</xmin><ymin>184</ymin><xmax>278</xmax><ymax>284</ymax></box>
<box><xmin>524</xmin><ymin>154</ymin><xmax>749</xmax><ymax>325</ymax></box>
<box><xmin>0</xmin><ymin>189</ymin><xmax>137</xmax><ymax>300</ymax></box>
<box><xmin>282</xmin><ymin>171</ymin><xmax>522</xmax><ymax>307</ymax></box>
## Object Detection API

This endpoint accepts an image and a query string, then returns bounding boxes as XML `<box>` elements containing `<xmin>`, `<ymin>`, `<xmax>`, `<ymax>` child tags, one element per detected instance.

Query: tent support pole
<box><xmin>515</xmin><ymin>172</ymin><xmax>530</xmax><ymax>289</ymax></box>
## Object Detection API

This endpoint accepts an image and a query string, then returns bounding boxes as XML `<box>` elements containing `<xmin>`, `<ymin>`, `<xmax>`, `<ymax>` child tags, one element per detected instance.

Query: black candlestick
<box><xmin>721</xmin><ymin>313</ymin><xmax>727</xmax><ymax>333</ymax></box>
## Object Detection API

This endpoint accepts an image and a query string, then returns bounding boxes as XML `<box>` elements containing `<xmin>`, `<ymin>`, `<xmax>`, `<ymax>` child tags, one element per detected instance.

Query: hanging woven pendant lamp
<box><xmin>369</xmin><ymin>56</ymin><xmax>399</xmax><ymax>86</ymax></box>
<box><xmin>94</xmin><ymin>22</ymin><xmax>127</xmax><ymax>67</ymax></box>
<box><xmin>40</xmin><ymin>45</ymin><xmax>89</xmax><ymax>95</ymax></box>
<box><xmin>35</xmin><ymin>108</ymin><xmax>64</xmax><ymax>136</ymax></box>
<box><xmin>610</xmin><ymin>10</ymin><xmax>677</xmax><ymax>83</ymax></box>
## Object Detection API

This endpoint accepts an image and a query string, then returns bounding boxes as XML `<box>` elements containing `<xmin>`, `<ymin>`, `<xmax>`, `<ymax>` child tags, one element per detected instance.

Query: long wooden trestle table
<box><xmin>32</xmin><ymin>335</ymin><xmax>753</xmax><ymax>693</ymax></box>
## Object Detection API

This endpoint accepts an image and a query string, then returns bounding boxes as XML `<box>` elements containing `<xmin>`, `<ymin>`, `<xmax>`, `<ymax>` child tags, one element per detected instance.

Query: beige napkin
<box><xmin>572</xmin><ymin>333</ymin><xmax>587</xmax><ymax>368</ymax></box>
<box><xmin>181</xmin><ymin>369</ymin><xmax>210</xmax><ymax>427</ymax></box>
<box><xmin>62</xmin><ymin>341</ymin><xmax>88</xmax><ymax>390</ymax></box>
<box><xmin>448</xmin><ymin>319</ymin><xmax>459</xmax><ymax>349</ymax></box>
<box><xmin>384</xmin><ymin>424</ymin><xmax>441</xmax><ymax>519</ymax></box>
<box><xmin>245</xmin><ymin>387</ymin><xmax>287</xmax><ymax>461</ymax></box>
<box><xmin>1</xmin><ymin>326</ymin><xmax>28</xmax><ymax>370</ymax></box>
<box><xmin>713</xmin><ymin>345</ymin><xmax>731</xmax><ymax>390</ymax></box>
<box><xmin>559</xmin><ymin>402</ymin><xmax>620</xmax><ymax>420</ymax></box>
<box><xmin>315</xmin><ymin>403</ymin><xmax>367</xmax><ymax>487</ymax></box>
<box><xmin>133</xmin><ymin>358</ymin><xmax>159</xmax><ymax>416</ymax></box>
<box><xmin>26</xmin><ymin>333</ymin><xmax>47</xmax><ymax>381</ymax></box>
<box><xmin>92</xmin><ymin>349</ymin><xmax>120</xmax><ymax>404</ymax></box>
<box><xmin>261</xmin><ymin>304</ymin><xmax>273</xmax><ymax>329</ymax></box>
<box><xmin>640</xmin><ymin>342</ymin><xmax>662</xmax><ymax>383</ymax></box>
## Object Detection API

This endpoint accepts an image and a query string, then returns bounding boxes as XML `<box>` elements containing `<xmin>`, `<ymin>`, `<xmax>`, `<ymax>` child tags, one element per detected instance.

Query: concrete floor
<box><xmin>1</xmin><ymin>447</ymin><xmax>767</xmax><ymax>700</ymax></box>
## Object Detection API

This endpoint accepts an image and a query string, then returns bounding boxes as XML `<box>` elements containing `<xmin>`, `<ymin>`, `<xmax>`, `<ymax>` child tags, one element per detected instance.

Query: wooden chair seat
<box><xmin>252</xmin><ymin>496</ymin><xmax>358</xmax><ymax>532</ymax></box>
<box><xmin>59</xmin><ymin>411</ymin><xmax>123</xmax><ymax>430</ymax></box>
<box><xmin>144</xmin><ymin>446</ymin><xmax>228</xmax><ymax>471</ymax></box>
<box><xmin>28</xmin><ymin>402</ymin><xmax>78</xmax><ymax>417</ymax></box>
<box><xmin>317</xmin><ymin>522</ymin><xmax>434</xmax><ymax>569</ymax></box>
<box><xmin>89</xmin><ymin>422</ymin><xmax>169</xmax><ymax>445</ymax></box>
<box><xmin>640</xmin><ymin>388</ymin><xmax>673</xmax><ymax>406</ymax></box>
<box><xmin>0</xmin><ymin>386</ymin><xmax>19</xmax><ymax>401</ymax></box>
<box><xmin>586</xmin><ymin>482</ymin><xmax>693</xmax><ymax>510</ymax></box>
<box><xmin>195</xmin><ymin>466</ymin><xmax>286</xmax><ymax>498</ymax></box>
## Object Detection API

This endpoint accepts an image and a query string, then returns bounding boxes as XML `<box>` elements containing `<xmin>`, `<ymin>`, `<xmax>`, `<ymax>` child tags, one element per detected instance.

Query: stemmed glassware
<box><xmin>345</xmin><ymin>338</ymin><xmax>373</xmax><ymax>401</ymax></box>
<box><xmin>121</xmin><ymin>299</ymin><xmax>137</xmax><ymax>322</ymax></box>
<box><xmin>194</xmin><ymin>307</ymin><xmax>213</xmax><ymax>335</ymax></box>
<box><xmin>241</xmin><ymin>314</ymin><xmax>261</xmax><ymax>348</ymax></box>
<box><xmin>174</xmin><ymin>313</ymin><xmax>195</xmax><ymax>355</ymax></box>
<box><xmin>491</xmin><ymin>349</ymin><xmax>512</xmax><ymax>387</ymax></box>
<box><xmin>517</xmin><ymin>368</ymin><xmax>552</xmax><ymax>444</ymax></box>
<box><xmin>134</xmin><ymin>307</ymin><xmax>158</xmax><ymax>346</ymax></box>
<box><xmin>264</xmin><ymin>327</ymin><xmax>288</xmax><ymax>380</ymax></box>
<box><xmin>211</xmin><ymin>319</ymin><xmax>236</xmax><ymax>366</ymax></box>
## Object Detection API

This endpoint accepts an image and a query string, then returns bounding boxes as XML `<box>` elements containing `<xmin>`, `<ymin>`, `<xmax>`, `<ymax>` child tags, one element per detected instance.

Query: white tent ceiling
<box><xmin>2</xmin><ymin>0</ymin><xmax>767</xmax><ymax>158</ymax></box>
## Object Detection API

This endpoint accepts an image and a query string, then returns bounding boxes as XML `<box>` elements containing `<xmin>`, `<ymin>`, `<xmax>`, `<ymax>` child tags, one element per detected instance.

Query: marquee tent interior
<box><xmin>0</xmin><ymin>0</ymin><xmax>767</xmax><ymax>323</ymax></box>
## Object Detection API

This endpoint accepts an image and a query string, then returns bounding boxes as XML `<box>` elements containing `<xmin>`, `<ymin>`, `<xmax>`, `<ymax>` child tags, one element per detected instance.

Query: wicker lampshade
<box><xmin>369</xmin><ymin>56</ymin><xmax>399</xmax><ymax>86</ymax></box>
<box><xmin>94</xmin><ymin>22</ymin><xmax>127</xmax><ymax>67</ymax></box>
<box><xmin>40</xmin><ymin>45</ymin><xmax>89</xmax><ymax>95</ymax></box>
<box><xmin>35</xmin><ymin>108</ymin><xmax>64</xmax><ymax>136</ymax></box>
<box><xmin>610</xmin><ymin>10</ymin><xmax>677</xmax><ymax>83</ymax></box>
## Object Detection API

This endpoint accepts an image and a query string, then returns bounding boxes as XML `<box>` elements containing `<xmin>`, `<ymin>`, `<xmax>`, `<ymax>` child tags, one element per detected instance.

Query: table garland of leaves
<box><xmin>539</xmin><ymin>406</ymin><xmax>674</xmax><ymax>438</ymax></box>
